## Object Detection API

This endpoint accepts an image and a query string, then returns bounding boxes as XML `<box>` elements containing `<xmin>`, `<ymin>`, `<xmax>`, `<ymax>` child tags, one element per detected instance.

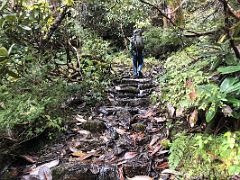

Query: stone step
<box><xmin>109</xmin><ymin>88</ymin><xmax>153</xmax><ymax>98</ymax></box>
<box><xmin>114</xmin><ymin>78</ymin><xmax>153</xmax><ymax>87</ymax></box>
<box><xmin>108</xmin><ymin>97</ymin><xmax>150</xmax><ymax>107</ymax></box>
<box><xmin>98</xmin><ymin>106</ymin><xmax>139</xmax><ymax>115</ymax></box>
<box><xmin>121</xmin><ymin>78</ymin><xmax>152</xmax><ymax>83</ymax></box>
<box><xmin>113</xmin><ymin>83</ymin><xmax>154</xmax><ymax>91</ymax></box>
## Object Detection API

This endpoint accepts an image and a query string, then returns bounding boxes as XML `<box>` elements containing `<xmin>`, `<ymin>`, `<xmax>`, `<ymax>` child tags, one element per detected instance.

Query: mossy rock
<box><xmin>131</xmin><ymin>123</ymin><xmax>146</xmax><ymax>132</ymax></box>
<box><xmin>81</xmin><ymin>120</ymin><xmax>106</xmax><ymax>133</ymax></box>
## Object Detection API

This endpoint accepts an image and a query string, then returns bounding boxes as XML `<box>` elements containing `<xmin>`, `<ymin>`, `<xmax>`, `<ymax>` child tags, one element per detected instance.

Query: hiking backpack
<box><xmin>132</xmin><ymin>30</ymin><xmax>144</xmax><ymax>52</ymax></box>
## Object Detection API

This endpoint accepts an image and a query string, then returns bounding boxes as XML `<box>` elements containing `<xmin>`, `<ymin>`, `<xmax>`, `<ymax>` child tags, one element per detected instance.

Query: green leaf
<box><xmin>220</xmin><ymin>77</ymin><xmax>240</xmax><ymax>94</ymax></box>
<box><xmin>64</xmin><ymin>0</ymin><xmax>74</xmax><ymax>6</ymax></box>
<box><xmin>0</xmin><ymin>47</ymin><xmax>9</xmax><ymax>62</ymax></box>
<box><xmin>232</xmin><ymin>111</ymin><xmax>240</xmax><ymax>119</ymax></box>
<box><xmin>8</xmin><ymin>44</ymin><xmax>15</xmax><ymax>55</ymax></box>
<box><xmin>217</xmin><ymin>65</ymin><xmax>240</xmax><ymax>74</ymax></box>
<box><xmin>227</xmin><ymin>97</ymin><xmax>240</xmax><ymax>107</ymax></box>
<box><xmin>7</xmin><ymin>70</ymin><xmax>19</xmax><ymax>79</ymax></box>
<box><xmin>19</xmin><ymin>25</ymin><xmax>32</xmax><ymax>31</ymax></box>
<box><xmin>4</xmin><ymin>14</ymin><xmax>17</xmax><ymax>21</ymax></box>
<box><xmin>206</xmin><ymin>103</ymin><xmax>217</xmax><ymax>123</ymax></box>
<box><xmin>0</xmin><ymin>0</ymin><xmax>8</xmax><ymax>11</ymax></box>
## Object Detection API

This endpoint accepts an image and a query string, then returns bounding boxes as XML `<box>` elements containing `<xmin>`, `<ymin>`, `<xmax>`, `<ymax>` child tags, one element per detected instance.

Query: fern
<box><xmin>168</xmin><ymin>133</ymin><xmax>188</xmax><ymax>170</ymax></box>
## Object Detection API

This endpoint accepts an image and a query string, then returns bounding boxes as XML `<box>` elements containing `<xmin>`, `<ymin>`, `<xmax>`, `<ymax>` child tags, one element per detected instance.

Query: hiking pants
<box><xmin>132</xmin><ymin>52</ymin><xmax>144</xmax><ymax>76</ymax></box>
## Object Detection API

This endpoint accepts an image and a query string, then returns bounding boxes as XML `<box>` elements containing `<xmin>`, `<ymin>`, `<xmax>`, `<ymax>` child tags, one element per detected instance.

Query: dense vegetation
<box><xmin>0</xmin><ymin>0</ymin><xmax>240</xmax><ymax>179</ymax></box>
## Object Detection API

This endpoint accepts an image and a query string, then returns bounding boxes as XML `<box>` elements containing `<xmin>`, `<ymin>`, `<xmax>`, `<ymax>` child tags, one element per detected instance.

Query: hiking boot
<box><xmin>133</xmin><ymin>74</ymin><xmax>138</xmax><ymax>79</ymax></box>
<box><xmin>138</xmin><ymin>71</ymin><xmax>143</xmax><ymax>78</ymax></box>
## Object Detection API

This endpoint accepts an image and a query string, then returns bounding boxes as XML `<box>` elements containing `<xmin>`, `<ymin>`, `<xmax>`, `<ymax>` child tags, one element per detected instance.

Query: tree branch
<box><xmin>139</xmin><ymin>0</ymin><xmax>176</xmax><ymax>26</ymax></box>
<box><xmin>219</xmin><ymin>0</ymin><xmax>240</xmax><ymax>20</ymax></box>
<box><xmin>42</xmin><ymin>5</ymin><xmax>69</xmax><ymax>47</ymax></box>
<box><xmin>138</xmin><ymin>0</ymin><xmax>218</xmax><ymax>37</ymax></box>
<box><xmin>220</xmin><ymin>0</ymin><xmax>240</xmax><ymax>58</ymax></box>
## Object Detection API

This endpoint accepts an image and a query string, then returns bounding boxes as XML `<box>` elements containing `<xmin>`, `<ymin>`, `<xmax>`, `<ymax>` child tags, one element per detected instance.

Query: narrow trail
<box><xmin>7</xmin><ymin>62</ymin><xmax>173</xmax><ymax>180</ymax></box>
<box><xmin>47</xmin><ymin>63</ymin><xmax>172</xmax><ymax>179</ymax></box>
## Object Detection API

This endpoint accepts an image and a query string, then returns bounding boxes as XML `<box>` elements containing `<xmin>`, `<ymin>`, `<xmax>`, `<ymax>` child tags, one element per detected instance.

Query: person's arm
<box><xmin>129</xmin><ymin>37</ymin><xmax>135</xmax><ymax>55</ymax></box>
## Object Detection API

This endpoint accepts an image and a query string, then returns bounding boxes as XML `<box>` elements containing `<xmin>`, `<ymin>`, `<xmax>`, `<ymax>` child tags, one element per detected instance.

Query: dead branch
<box><xmin>68</xmin><ymin>39</ymin><xmax>82</xmax><ymax>78</ymax></box>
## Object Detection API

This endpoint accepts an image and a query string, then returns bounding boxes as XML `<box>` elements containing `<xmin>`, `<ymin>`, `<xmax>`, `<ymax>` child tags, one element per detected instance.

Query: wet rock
<box><xmin>113</xmin><ymin>145</ymin><xmax>126</xmax><ymax>156</ymax></box>
<box><xmin>123</xmin><ymin>161</ymin><xmax>148</xmax><ymax>178</ymax></box>
<box><xmin>115</xmin><ymin>109</ymin><xmax>131</xmax><ymax>128</ymax></box>
<box><xmin>131</xmin><ymin>123</ymin><xmax>147</xmax><ymax>132</ymax></box>
<box><xmin>109</xmin><ymin>97</ymin><xmax>150</xmax><ymax>107</ymax></box>
<box><xmin>114</xmin><ymin>86</ymin><xmax>139</xmax><ymax>93</ymax></box>
<box><xmin>121</xmin><ymin>78</ymin><xmax>152</xmax><ymax>84</ymax></box>
<box><xmin>99</xmin><ymin>106</ymin><xmax>139</xmax><ymax>116</ymax></box>
<box><xmin>82</xmin><ymin>120</ymin><xmax>106</xmax><ymax>133</ymax></box>
<box><xmin>21</xmin><ymin>166</ymin><xmax>52</xmax><ymax>180</ymax></box>
<box><xmin>52</xmin><ymin>163</ymin><xmax>119</xmax><ymax>180</ymax></box>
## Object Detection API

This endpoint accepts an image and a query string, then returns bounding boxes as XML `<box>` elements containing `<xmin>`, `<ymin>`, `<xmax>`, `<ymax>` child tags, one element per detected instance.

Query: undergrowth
<box><xmin>169</xmin><ymin>132</ymin><xmax>240</xmax><ymax>179</ymax></box>
<box><xmin>0</xmin><ymin>61</ymin><xmax>110</xmax><ymax>142</ymax></box>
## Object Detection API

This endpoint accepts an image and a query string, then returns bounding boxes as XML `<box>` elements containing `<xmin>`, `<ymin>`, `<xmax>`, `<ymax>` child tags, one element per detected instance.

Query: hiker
<box><xmin>130</xmin><ymin>28</ymin><xmax>144</xmax><ymax>78</ymax></box>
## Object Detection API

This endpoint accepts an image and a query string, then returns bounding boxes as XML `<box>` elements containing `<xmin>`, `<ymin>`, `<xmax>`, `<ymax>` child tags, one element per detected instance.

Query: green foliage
<box><xmin>0</xmin><ymin>73</ymin><xmax>67</xmax><ymax>140</ymax></box>
<box><xmin>218</xmin><ymin>65</ymin><xmax>240</xmax><ymax>74</ymax></box>
<box><xmin>158</xmin><ymin>43</ymin><xmax>211</xmax><ymax>108</ymax></box>
<box><xmin>158</xmin><ymin>33</ymin><xmax>240</xmax><ymax>123</ymax></box>
<box><xmin>168</xmin><ymin>133</ymin><xmax>188</xmax><ymax>170</ymax></box>
<box><xmin>169</xmin><ymin>132</ymin><xmax>240</xmax><ymax>179</ymax></box>
<box><xmin>144</xmin><ymin>27</ymin><xmax>184</xmax><ymax>57</ymax></box>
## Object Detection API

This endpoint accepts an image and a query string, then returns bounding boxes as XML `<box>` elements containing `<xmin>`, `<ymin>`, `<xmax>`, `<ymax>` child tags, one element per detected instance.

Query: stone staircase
<box><xmin>99</xmin><ymin>77</ymin><xmax>155</xmax><ymax>115</ymax></box>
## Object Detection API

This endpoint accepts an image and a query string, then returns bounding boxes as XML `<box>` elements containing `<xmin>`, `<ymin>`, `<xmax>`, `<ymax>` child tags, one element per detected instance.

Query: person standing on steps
<box><xmin>130</xmin><ymin>28</ymin><xmax>144</xmax><ymax>78</ymax></box>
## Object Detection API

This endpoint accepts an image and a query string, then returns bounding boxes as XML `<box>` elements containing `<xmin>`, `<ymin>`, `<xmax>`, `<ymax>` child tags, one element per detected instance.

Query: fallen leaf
<box><xmin>150</xmin><ymin>144</ymin><xmax>162</xmax><ymax>156</ymax></box>
<box><xmin>100</xmin><ymin>135</ymin><xmax>109</xmax><ymax>142</ymax></box>
<box><xmin>79</xmin><ymin>151</ymin><xmax>95</xmax><ymax>161</ymax></box>
<box><xmin>130</xmin><ymin>132</ymin><xmax>144</xmax><ymax>146</ymax></box>
<box><xmin>38</xmin><ymin>166</ymin><xmax>52</xmax><ymax>180</ymax></box>
<box><xmin>141</xmin><ymin>109</ymin><xmax>156</xmax><ymax>118</ymax></box>
<box><xmin>124</xmin><ymin>151</ymin><xmax>137</xmax><ymax>160</ymax></box>
<box><xmin>155</xmin><ymin>161</ymin><xmax>169</xmax><ymax>170</ymax></box>
<box><xmin>127</xmin><ymin>176</ymin><xmax>153</xmax><ymax>180</ymax></box>
<box><xmin>75</xmin><ymin>115</ymin><xmax>87</xmax><ymax>123</ymax></box>
<box><xmin>118</xmin><ymin>166</ymin><xmax>124</xmax><ymax>180</ymax></box>
<box><xmin>69</xmin><ymin>146</ymin><xmax>78</xmax><ymax>153</ymax></box>
<box><xmin>175</xmin><ymin>107</ymin><xmax>184</xmax><ymax>118</ymax></box>
<box><xmin>20</xmin><ymin>155</ymin><xmax>37</xmax><ymax>164</ymax></box>
<box><xmin>154</xmin><ymin>117</ymin><xmax>166</xmax><ymax>123</ymax></box>
<box><xmin>149</xmin><ymin>135</ymin><xmax>160</xmax><ymax>147</ymax></box>
<box><xmin>78</xmin><ymin>130</ymin><xmax>91</xmax><ymax>135</ymax></box>
<box><xmin>72</xmin><ymin>151</ymin><xmax>86</xmax><ymax>157</ymax></box>
<box><xmin>130</xmin><ymin>133</ymin><xmax>138</xmax><ymax>146</ymax></box>
<box><xmin>28</xmin><ymin>159</ymin><xmax>59</xmax><ymax>175</ymax></box>
<box><xmin>167</xmin><ymin>103</ymin><xmax>175</xmax><ymax>118</ymax></box>
<box><xmin>161</xmin><ymin>169</ymin><xmax>180</xmax><ymax>175</ymax></box>
<box><xmin>185</xmin><ymin>79</ymin><xmax>193</xmax><ymax>88</ymax></box>
<box><xmin>188</xmin><ymin>87</ymin><xmax>197</xmax><ymax>101</ymax></box>
<box><xmin>0</xmin><ymin>101</ymin><xmax>5</xmax><ymax>109</ymax></box>
<box><xmin>188</xmin><ymin>110</ymin><xmax>198</xmax><ymax>127</ymax></box>
<box><xmin>158</xmin><ymin>150</ymin><xmax>169</xmax><ymax>155</ymax></box>
<box><xmin>116</xmin><ymin>128</ymin><xmax>126</xmax><ymax>135</ymax></box>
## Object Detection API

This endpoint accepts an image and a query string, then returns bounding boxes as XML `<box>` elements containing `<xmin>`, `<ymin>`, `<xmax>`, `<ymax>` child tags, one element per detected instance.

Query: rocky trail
<box><xmin>2</xmin><ymin>63</ymin><xmax>177</xmax><ymax>180</ymax></box>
